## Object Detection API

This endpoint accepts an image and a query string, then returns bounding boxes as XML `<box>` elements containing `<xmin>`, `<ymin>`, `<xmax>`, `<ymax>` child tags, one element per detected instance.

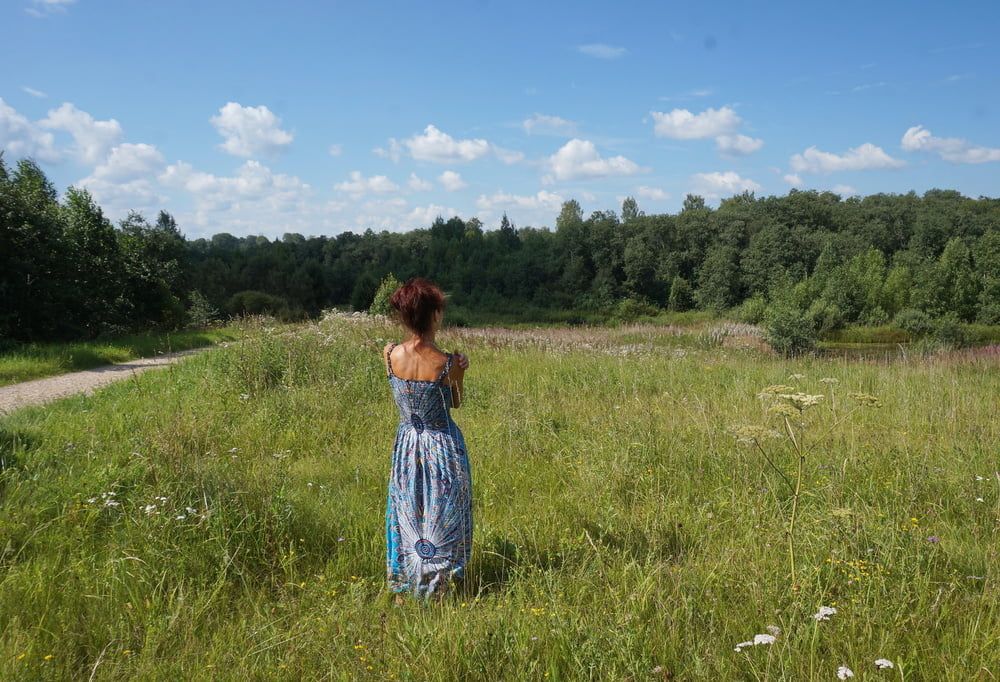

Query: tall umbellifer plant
<box><xmin>369</xmin><ymin>273</ymin><xmax>401</xmax><ymax>317</ymax></box>
<box><xmin>732</xmin><ymin>384</ymin><xmax>880</xmax><ymax>590</ymax></box>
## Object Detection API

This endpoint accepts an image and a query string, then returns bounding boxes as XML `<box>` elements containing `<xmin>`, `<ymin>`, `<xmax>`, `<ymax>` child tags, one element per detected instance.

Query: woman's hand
<box><xmin>453</xmin><ymin>351</ymin><xmax>469</xmax><ymax>370</ymax></box>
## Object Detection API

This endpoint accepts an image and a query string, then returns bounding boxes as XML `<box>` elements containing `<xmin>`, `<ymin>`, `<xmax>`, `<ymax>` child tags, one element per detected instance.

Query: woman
<box><xmin>382</xmin><ymin>277</ymin><xmax>472</xmax><ymax>601</ymax></box>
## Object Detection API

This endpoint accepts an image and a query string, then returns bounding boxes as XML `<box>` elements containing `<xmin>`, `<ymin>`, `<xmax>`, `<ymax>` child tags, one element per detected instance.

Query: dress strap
<box><xmin>435</xmin><ymin>353</ymin><xmax>453</xmax><ymax>384</ymax></box>
<box><xmin>385</xmin><ymin>343</ymin><xmax>397</xmax><ymax>377</ymax></box>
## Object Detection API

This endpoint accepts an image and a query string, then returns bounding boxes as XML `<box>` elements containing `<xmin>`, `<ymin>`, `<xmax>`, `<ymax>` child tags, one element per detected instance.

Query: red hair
<box><xmin>389</xmin><ymin>277</ymin><xmax>446</xmax><ymax>335</ymax></box>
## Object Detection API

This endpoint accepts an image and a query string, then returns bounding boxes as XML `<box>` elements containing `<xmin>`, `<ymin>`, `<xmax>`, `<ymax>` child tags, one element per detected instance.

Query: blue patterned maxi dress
<box><xmin>385</xmin><ymin>344</ymin><xmax>472</xmax><ymax>599</ymax></box>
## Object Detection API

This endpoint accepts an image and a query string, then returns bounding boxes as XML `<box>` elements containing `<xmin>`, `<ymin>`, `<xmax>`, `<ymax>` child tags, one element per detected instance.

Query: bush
<box><xmin>613</xmin><ymin>297</ymin><xmax>660</xmax><ymax>322</ymax></box>
<box><xmin>933</xmin><ymin>313</ymin><xmax>968</xmax><ymax>348</ymax></box>
<box><xmin>977</xmin><ymin>302</ymin><xmax>1000</xmax><ymax>325</ymax></box>
<box><xmin>894</xmin><ymin>308</ymin><xmax>934</xmax><ymax>338</ymax></box>
<box><xmin>186</xmin><ymin>290</ymin><xmax>220</xmax><ymax>328</ymax></box>
<box><xmin>805</xmin><ymin>299</ymin><xmax>845</xmax><ymax>335</ymax></box>
<box><xmin>667</xmin><ymin>276</ymin><xmax>694</xmax><ymax>312</ymax></box>
<box><xmin>369</xmin><ymin>273</ymin><xmax>401</xmax><ymax>316</ymax></box>
<box><xmin>736</xmin><ymin>295</ymin><xmax>768</xmax><ymax>324</ymax></box>
<box><xmin>227</xmin><ymin>290</ymin><xmax>290</xmax><ymax>317</ymax></box>
<box><xmin>764</xmin><ymin>301</ymin><xmax>816</xmax><ymax>357</ymax></box>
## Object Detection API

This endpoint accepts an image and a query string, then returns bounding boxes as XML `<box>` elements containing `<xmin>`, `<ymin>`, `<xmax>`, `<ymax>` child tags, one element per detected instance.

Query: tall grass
<box><xmin>0</xmin><ymin>314</ymin><xmax>996</xmax><ymax>680</ymax></box>
<box><xmin>0</xmin><ymin>326</ymin><xmax>245</xmax><ymax>386</ymax></box>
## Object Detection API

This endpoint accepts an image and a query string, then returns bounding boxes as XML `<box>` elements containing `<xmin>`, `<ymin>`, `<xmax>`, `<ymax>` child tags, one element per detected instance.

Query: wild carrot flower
<box><xmin>848</xmin><ymin>392</ymin><xmax>881</xmax><ymax>407</ymax></box>
<box><xmin>874</xmin><ymin>658</ymin><xmax>894</xmax><ymax>670</ymax></box>
<box><xmin>813</xmin><ymin>605</ymin><xmax>837</xmax><ymax>621</ymax></box>
<box><xmin>837</xmin><ymin>665</ymin><xmax>855</xmax><ymax>679</ymax></box>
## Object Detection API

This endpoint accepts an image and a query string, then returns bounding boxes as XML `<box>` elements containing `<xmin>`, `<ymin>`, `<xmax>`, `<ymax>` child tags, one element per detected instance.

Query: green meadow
<box><xmin>0</xmin><ymin>326</ymin><xmax>244</xmax><ymax>387</ymax></box>
<box><xmin>0</xmin><ymin>313</ymin><xmax>996</xmax><ymax>680</ymax></box>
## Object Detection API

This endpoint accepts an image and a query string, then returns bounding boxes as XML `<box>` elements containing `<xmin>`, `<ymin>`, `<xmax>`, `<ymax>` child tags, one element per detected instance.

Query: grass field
<box><xmin>0</xmin><ymin>326</ymin><xmax>245</xmax><ymax>387</ymax></box>
<box><xmin>0</xmin><ymin>313</ymin><xmax>997</xmax><ymax>680</ymax></box>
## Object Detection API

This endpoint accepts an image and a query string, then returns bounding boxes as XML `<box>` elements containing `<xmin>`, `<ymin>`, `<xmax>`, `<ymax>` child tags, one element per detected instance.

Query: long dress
<box><xmin>385</xmin><ymin>344</ymin><xmax>473</xmax><ymax>599</ymax></box>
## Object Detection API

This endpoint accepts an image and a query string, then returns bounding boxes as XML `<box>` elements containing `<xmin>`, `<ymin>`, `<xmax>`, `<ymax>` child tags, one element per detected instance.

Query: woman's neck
<box><xmin>407</xmin><ymin>331</ymin><xmax>436</xmax><ymax>346</ymax></box>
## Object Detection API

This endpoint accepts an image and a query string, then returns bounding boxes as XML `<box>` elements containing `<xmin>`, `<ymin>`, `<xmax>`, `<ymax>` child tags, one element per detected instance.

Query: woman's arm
<box><xmin>447</xmin><ymin>352</ymin><xmax>466</xmax><ymax>408</ymax></box>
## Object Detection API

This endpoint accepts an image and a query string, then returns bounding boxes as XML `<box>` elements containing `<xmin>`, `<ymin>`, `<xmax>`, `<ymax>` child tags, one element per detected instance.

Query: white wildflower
<box><xmin>753</xmin><ymin>634</ymin><xmax>776</xmax><ymax>645</ymax></box>
<box><xmin>837</xmin><ymin>665</ymin><xmax>854</xmax><ymax>679</ymax></box>
<box><xmin>788</xmin><ymin>373</ymin><xmax>805</xmax><ymax>380</ymax></box>
<box><xmin>819</xmin><ymin>377</ymin><xmax>839</xmax><ymax>384</ymax></box>
<box><xmin>765</xmin><ymin>624</ymin><xmax>781</xmax><ymax>637</ymax></box>
<box><xmin>185</xmin><ymin>507</ymin><xmax>197</xmax><ymax>515</ymax></box>
<box><xmin>813</xmin><ymin>605</ymin><xmax>837</xmax><ymax>621</ymax></box>
<box><xmin>975</xmin><ymin>475</ymin><xmax>985</xmax><ymax>481</ymax></box>
<box><xmin>874</xmin><ymin>658</ymin><xmax>894</xmax><ymax>670</ymax></box>
<box><xmin>142</xmin><ymin>504</ymin><xmax>157</xmax><ymax>515</ymax></box>
<box><xmin>175</xmin><ymin>515</ymin><xmax>186</xmax><ymax>521</ymax></box>
<box><xmin>976</xmin><ymin>497</ymin><xmax>984</xmax><ymax>503</ymax></box>
<box><xmin>104</xmin><ymin>499</ymin><xmax>120</xmax><ymax>507</ymax></box>
<box><xmin>734</xmin><ymin>640</ymin><xmax>754</xmax><ymax>653</ymax></box>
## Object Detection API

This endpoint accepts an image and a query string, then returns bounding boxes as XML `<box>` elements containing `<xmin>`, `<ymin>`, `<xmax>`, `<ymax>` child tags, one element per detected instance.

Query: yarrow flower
<box><xmin>819</xmin><ymin>377</ymin><xmax>839</xmax><ymax>385</ymax></box>
<box><xmin>730</xmin><ymin>425</ymin><xmax>782</xmax><ymax>445</ymax></box>
<box><xmin>813</xmin><ymin>605</ymin><xmax>837</xmax><ymax>621</ymax></box>
<box><xmin>734</xmin><ymin>632</ymin><xmax>777</xmax><ymax>652</ymax></box>
<box><xmin>758</xmin><ymin>385</ymin><xmax>797</xmax><ymax>399</ymax></box>
<box><xmin>874</xmin><ymin>658</ymin><xmax>894</xmax><ymax>670</ymax></box>
<box><xmin>837</xmin><ymin>665</ymin><xmax>855</xmax><ymax>679</ymax></box>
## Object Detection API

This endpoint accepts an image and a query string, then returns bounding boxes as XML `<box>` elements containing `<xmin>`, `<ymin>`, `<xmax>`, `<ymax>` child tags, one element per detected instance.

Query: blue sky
<box><xmin>2</xmin><ymin>0</ymin><xmax>999</xmax><ymax>238</ymax></box>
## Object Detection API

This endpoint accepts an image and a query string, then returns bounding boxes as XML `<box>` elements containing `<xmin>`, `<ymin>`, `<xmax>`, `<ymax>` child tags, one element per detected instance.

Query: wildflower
<box><xmin>777</xmin><ymin>393</ymin><xmax>824</xmax><ymax>411</ymax></box>
<box><xmin>788</xmin><ymin>373</ymin><xmax>805</xmax><ymax>380</ymax></box>
<box><xmin>976</xmin><ymin>497</ymin><xmax>985</xmax><ymax>503</ymax></box>
<box><xmin>874</xmin><ymin>658</ymin><xmax>894</xmax><ymax>670</ymax></box>
<box><xmin>768</xmin><ymin>402</ymin><xmax>800</xmax><ymax>418</ymax></box>
<box><xmin>765</xmin><ymin>624</ymin><xmax>781</xmax><ymax>637</ymax></box>
<box><xmin>813</xmin><ymin>605</ymin><xmax>837</xmax><ymax>621</ymax></box>
<box><xmin>105</xmin><ymin>499</ymin><xmax>121</xmax><ymax>507</ymax></box>
<box><xmin>731</xmin><ymin>425</ymin><xmax>781</xmax><ymax>445</ymax></box>
<box><xmin>848</xmin><ymin>392</ymin><xmax>881</xmax><ymax>407</ymax></box>
<box><xmin>175</xmin><ymin>515</ymin><xmax>186</xmax><ymax>520</ymax></box>
<box><xmin>819</xmin><ymin>377</ymin><xmax>839</xmax><ymax>384</ymax></box>
<box><xmin>758</xmin><ymin>385</ymin><xmax>797</xmax><ymax>398</ymax></box>
<box><xmin>44</xmin><ymin>654</ymin><xmax>54</xmax><ymax>661</ymax></box>
<box><xmin>837</xmin><ymin>665</ymin><xmax>855</xmax><ymax>679</ymax></box>
<box><xmin>239</xmin><ymin>393</ymin><xmax>250</xmax><ymax>401</ymax></box>
<box><xmin>142</xmin><ymin>504</ymin><xmax>157</xmax><ymax>515</ymax></box>
<box><xmin>927</xmin><ymin>535</ymin><xmax>940</xmax><ymax>544</ymax></box>
<box><xmin>185</xmin><ymin>507</ymin><xmax>197</xmax><ymax>515</ymax></box>
<box><xmin>734</xmin><ymin>633</ymin><xmax>776</xmax><ymax>652</ymax></box>
<box><xmin>337</xmin><ymin>536</ymin><xmax>345</xmax><ymax>542</ymax></box>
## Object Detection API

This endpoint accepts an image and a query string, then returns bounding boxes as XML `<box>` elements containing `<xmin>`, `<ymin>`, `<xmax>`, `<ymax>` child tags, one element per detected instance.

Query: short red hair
<box><xmin>389</xmin><ymin>277</ymin><xmax>446</xmax><ymax>335</ymax></box>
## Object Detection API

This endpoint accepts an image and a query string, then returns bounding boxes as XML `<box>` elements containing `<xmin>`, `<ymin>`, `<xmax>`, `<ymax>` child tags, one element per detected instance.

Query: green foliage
<box><xmin>764</xmin><ymin>299</ymin><xmax>817</xmax><ymax>356</ymax></box>
<box><xmin>736</xmin><ymin>294</ymin><xmax>768</xmax><ymax>324</ymax></box>
<box><xmin>369</xmin><ymin>272</ymin><xmax>401</xmax><ymax>316</ymax></box>
<box><xmin>228</xmin><ymin>290</ymin><xmax>291</xmax><ymax>318</ymax></box>
<box><xmin>667</xmin><ymin>276</ymin><xmax>694</xmax><ymax>312</ymax></box>
<box><xmin>186</xmin><ymin>290</ymin><xmax>220</xmax><ymax>328</ymax></box>
<box><xmin>932</xmin><ymin>312</ymin><xmax>968</xmax><ymax>348</ymax></box>
<box><xmin>611</xmin><ymin>297</ymin><xmax>659</xmax><ymax>322</ymax></box>
<box><xmin>894</xmin><ymin>308</ymin><xmax>934</xmax><ymax>338</ymax></box>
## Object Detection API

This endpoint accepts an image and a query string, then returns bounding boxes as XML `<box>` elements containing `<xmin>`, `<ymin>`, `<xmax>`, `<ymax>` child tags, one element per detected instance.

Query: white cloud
<box><xmin>901</xmin><ymin>125</ymin><xmax>1000</xmax><ymax>163</ymax></box>
<box><xmin>691</xmin><ymin>171</ymin><xmax>761</xmax><ymax>198</ymax></box>
<box><xmin>493</xmin><ymin>146</ymin><xmax>525</xmax><ymax>164</ymax></box>
<box><xmin>545</xmin><ymin>138</ymin><xmax>644</xmax><ymax>182</ymax></box>
<box><xmin>831</xmin><ymin>184</ymin><xmax>858</xmax><ymax>196</ymax></box>
<box><xmin>334</xmin><ymin>170</ymin><xmax>399</xmax><ymax>197</ymax></box>
<box><xmin>210</xmin><ymin>102</ymin><xmax>293</xmax><ymax>157</ymax></box>
<box><xmin>404</xmin><ymin>124</ymin><xmax>490</xmax><ymax>163</ymax></box>
<box><xmin>789</xmin><ymin>143</ymin><xmax>904</xmax><ymax>173</ymax></box>
<box><xmin>407</xmin><ymin>204</ymin><xmax>460</xmax><ymax>227</ymax></box>
<box><xmin>21</xmin><ymin>86</ymin><xmax>47</xmax><ymax>99</ymax></box>
<box><xmin>160</xmin><ymin>159</ymin><xmax>314</xmax><ymax>231</ymax></box>
<box><xmin>407</xmin><ymin>173</ymin><xmax>432</xmax><ymax>191</ymax></box>
<box><xmin>83</xmin><ymin>143</ymin><xmax>164</xmax><ymax>182</ymax></box>
<box><xmin>328</xmin><ymin>144</ymin><xmax>342</xmax><ymax>157</ymax></box>
<box><xmin>716</xmin><ymin>133</ymin><xmax>764</xmax><ymax>156</ymax></box>
<box><xmin>783</xmin><ymin>173</ymin><xmax>804</xmax><ymax>187</ymax></box>
<box><xmin>577</xmin><ymin>43</ymin><xmax>626</xmax><ymax>59</ymax></box>
<box><xmin>651</xmin><ymin>106</ymin><xmax>741</xmax><ymax>139</ymax></box>
<box><xmin>25</xmin><ymin>0</ymin><xmax>75</xmax><ymax>18</ymax></box>
<box><xmin>0</xmin><ymin>97</ymin><xmax>59</xmax><ymax>162</ymax></box>
<box><xmin>523</xmin><ymin>113</ymin><xmax>576</xmax><ymax>136</ymax></box>
<box><xmin>636</xmin><ymin>186</ymin><xmax>669</xmax><ymax>201</ymax></box>
<box><xmin>438</xmin><ymin>170</ymin><xmax>467</xmax><ymax>191</ymax></box>
<box><xmin>373</xmin><ymin>138</ymin><xmax>403</xmax><ymax>162</ymax></box>
<box><xmin>476</xmin><ymin>190</ymin><xmax>565</xmax><ymax>212</ymax></box>
<box><xmin>39</xmin><ymin>102</ymin><xmax>123</xmax><ymax>164</ymax></box>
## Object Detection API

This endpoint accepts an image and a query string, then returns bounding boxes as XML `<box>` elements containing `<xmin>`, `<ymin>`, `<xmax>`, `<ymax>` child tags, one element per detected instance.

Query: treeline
<box><xmin>2</xmin><ymin>155</ymin><xmax>998</xmax><ymax>343</ymax></box>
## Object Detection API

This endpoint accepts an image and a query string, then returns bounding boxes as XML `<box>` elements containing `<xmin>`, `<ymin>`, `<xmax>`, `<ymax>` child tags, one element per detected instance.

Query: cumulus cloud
<box><xmin>789</xmin><ymin>143</ymin><xmax>904</xmax><ymax>173</ymax></box>
<box><xmin>545</xmin><ymin>138</ymin><xmax>644</xmax><ymax>182</ymax></box>
<box><xmin>577</xmin><ymin>43</ymin><xmax>627</xmax><ymax>59</ymax></box>
<box><xmin>901</xmin><ymin>125</ymin><xmax>1000</xmax><ymax>163</ymax></box>
<box><xmin>783</xmin><ymin>173</ymin><xmax>804</xmax><ymax>187</ymax></box>
<box><xmin>476</xmin><ymin>190</ymin><xmax>565</xmax><ymax>212</ymax></box>
<box><xmin>636</xmin><ymin>186</ymin><xmax>669</xmax><ymax>200</ymax></box>
<box><xmin>403</xmin><ymin>124</ymin><xmax>491</xmax><ymax>163</ymax></box>
<box><xmin>160</xmin><ymin>159</ymin><xmax>313</xmax><ymax>231</ymax></box>
<box><xmin>0</xmin><ymin>97</ymin><xmax>59</xmax><ymax>162</ymax></box>
<box><xmin>407</xmin><ymin>173</ymin><xmax>432</xmax><ymax>191</ymax></box>
<box><xmin>77</xmin><ymin>144</ymin><xmax>167</xmax><ymax>213</ymax></box>
<box><xmin>716</xmin><ymin>133</ymin><xmax>764</xmax><ymax>156</ymax></box>
<box><xmin>83</xmin><ymin>143</ymin><xmax>164</xmax><ymax>182</ymax></box>
<box><xmin>831</xmin><ymin>184</ymin><xmax>858</xmax><ymax>196</ymax></box>
<box><xmin>438</xmin><ymin>170</ymin><xmax>467</xmax><ymax>191</ymax></box>
<box><xmin>651</xmin><ymin>106</ymin><xmax>741</xmax><ymax>139</ymax></box>
<box><xmin>523</xmin><ymin>113</ymin><xmax>576</xmax><ymax>136</ymax></box>
<box><xmin>691</xmin><ymin>171</ymin><xmax>761</xmax><ymax>198</ymax></box>
<box><xmin>334</xmin><ymin>170</ymin><xmax>399</xmax><ymax>197</ymax></box>
<box><xmin>406</xmin><ymin>204</ymin><xmax>460</xmax><ymax>226</ymax></box>
<box><xmin>39</xmin><ymin>102</ymin><xmax>123</xmax><ymax>164</ymax></box>
<box><xmin>210</xmin><ymin>102</ymin><xmax>293</xmax><ymax>157</ymax></box>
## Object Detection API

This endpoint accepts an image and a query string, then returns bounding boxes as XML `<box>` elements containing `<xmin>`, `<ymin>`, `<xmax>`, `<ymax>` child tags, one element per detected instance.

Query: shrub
<box><xmin>369</xmin><ymin>273</ymin><xmax>401</xmax><ymax>317</ymax></box>
<box><xmin>933</xmin><ymin>313</ymin><xmax>968</xmax><ymax>348</ymax></box>
<box><xmin>227</xmin><ymin>290</ymin><xmax>290</xmax><ymax>317</ymax></box>
<box><xmin>667</xmin><ymin>276</ymin><xmax>694</xmax><ymax>312</ymax></box>
<box><xmin>894</xmin><ymin>308</ymin><xmax>934</xmax><ymax>338</ymax></box>
<box><xmin>805</xmin><ymin>299</ymin><xmax>845</xmax><ymax>335</ymax></box>
<box><xmin>736</xmin><ymin>295</ymin><xmax>768</xmax><ymax>324</ymax></box>
<box><xmin>613</xmin><ymin>297</ymin><xmax>660</xmax><ymax>322</ymax></box>
<box><xmin>186</xmin><ymin>290</ymin><xmax>220</xmax><ymax>328</ymax></box>
<box><xmin>764</xmin><ymin>301</ymin><xmax>816</xmax><ymax>357</ymax></box>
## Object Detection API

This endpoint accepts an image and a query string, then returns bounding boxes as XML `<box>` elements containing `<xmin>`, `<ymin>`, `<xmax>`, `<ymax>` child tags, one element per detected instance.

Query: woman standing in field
<box><xmin>382</xmin><ymin>277</ymin><xmax>472</xmax><ymax>601</ymax></box>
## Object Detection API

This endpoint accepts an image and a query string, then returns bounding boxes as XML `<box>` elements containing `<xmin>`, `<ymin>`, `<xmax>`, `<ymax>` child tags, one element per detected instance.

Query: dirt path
<box><xmin>0</xmin><ymin>349</ymin><xmax>206</xmax><ymax>415</ymax></box>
